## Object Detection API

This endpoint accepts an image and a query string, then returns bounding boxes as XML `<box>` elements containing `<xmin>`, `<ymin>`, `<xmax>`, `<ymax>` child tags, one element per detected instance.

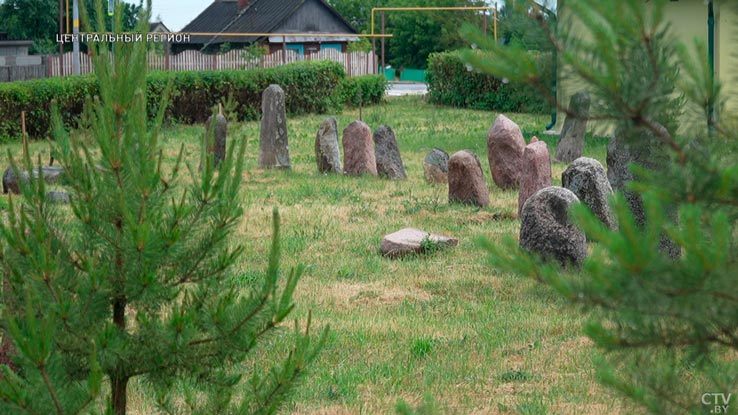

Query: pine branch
<box><xmin>39</xmin><ymin>364</ymin><xmax>64</xmax><ymax>415</ymax></box>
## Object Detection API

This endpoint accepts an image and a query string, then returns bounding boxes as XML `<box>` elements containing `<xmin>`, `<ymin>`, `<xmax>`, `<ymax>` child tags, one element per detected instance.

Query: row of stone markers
<box><xmin>520</xmin><ymin>158</ymin><xmax>614</xmax><ymax>266</ymax></box>
<box><xmin>411</xmin><ymin>109</ymin><xmax>619</xmax><ymax>266</ymax></box>
<box><xmin>416</xmin><ymin>114</ymin><xmax>553</xmax><ymax>209</ymax></box>
<box><xmin>203</xmin><ymin>83</ymin><xmax>666</xmax><ymax>264</ymax></box>
<box><xmin>253</xmin><ymin>84</ymin><xmax>409</xmax><ymax>180</ymax></box>
<box><xmin>315</xmin><ymin>118</ymin><xmax>407</xmax><ymax>180</ymax></box>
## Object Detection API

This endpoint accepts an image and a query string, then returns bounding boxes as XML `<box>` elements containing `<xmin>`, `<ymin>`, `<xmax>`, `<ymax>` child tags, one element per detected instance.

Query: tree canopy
<box><xmin>0</xmin><ymin>0</ymin><xmax>143</xmax><ymax>54</ymax></box>
<box><xmin>328</xmin><ymin>0</ymin><xmax>489</xmax><ymax>69</ymax></box>
<box><xmin>0</xmin><ymin>0</ymin><xmax>59</xmax><ymax>53</ymax></box>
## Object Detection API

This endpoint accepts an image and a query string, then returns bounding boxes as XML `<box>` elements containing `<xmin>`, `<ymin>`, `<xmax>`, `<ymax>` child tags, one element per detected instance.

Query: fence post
<box><xmin>347</xmin><ymin>51</ymin><xmax>352</xmax><ymax>77</ymax></box>
<box><xmin>282</xmin><ymin>37</ymin><xmax>286</xmax><ymax>65</ymax></box>
<box><xmin>381</xmin><ymin>12</ymin><xmax>385</xmax><ymax>75</ymax></box>
<box><xmin>165</xmin><ymin>42</ymin><xmax>170</xmax><ymax>71</ymax></box>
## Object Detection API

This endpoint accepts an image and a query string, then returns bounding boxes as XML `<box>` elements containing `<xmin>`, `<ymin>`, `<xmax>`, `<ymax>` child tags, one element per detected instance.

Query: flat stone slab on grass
<box><xmin>381</xmin><ymin>227</ymin><xmax>458</xmax><ymax>258</ymax></box>
<box><xmin>46</xmin><ymin>191</ymin><xmax>70</xmax><ymax>204</ymax></box>
<box><xmin>3</xmin><ymin>166</ymin><xmax>64</xmax><ymax>194</ymax></box>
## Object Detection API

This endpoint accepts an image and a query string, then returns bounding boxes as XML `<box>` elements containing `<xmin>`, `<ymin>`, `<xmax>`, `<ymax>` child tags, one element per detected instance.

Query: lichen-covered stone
<box><xmin>374</xmin><ymin>125</ymin><xmax>406</xmax><ymax>180</ymax></box>
<box><xmin>520</xmin><ymin>186</ymin><xmax>587</xmax><ymax>266</ymax></box>
<box><xmin>487</xmin><ymin>114</ymin><xmax>526</xmax><ymax>189</ymax></box>
<box><xmin>258</xmin><ymin>84</ymin><xmax>291</xmax><ymax>169</ymax></box>
<box><xmin>448</xmin><ymin>150</ymin><xmax>489</xmax><ymax>207</ymax></box>
<box><xmin>315</xmin><ymin>117</ymin><xmax>342</xmax><ymax>173</ymax></box>
<box><xmin>518</xmin><ymin>141</ymin><xmax>552</xmax><ymax>216</ymax></box>
<box><xmin>342</xmin><ymin>120</ymin><xmax>377</xmax><ymax>176</ymax></box>
<box><xmin>562</xmin><ymin>157</ymin><xmax>616</xmax><ymax>229</ymax></box>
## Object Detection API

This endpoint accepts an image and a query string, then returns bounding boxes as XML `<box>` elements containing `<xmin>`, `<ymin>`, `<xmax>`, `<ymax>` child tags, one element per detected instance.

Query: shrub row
<box><xmin>336</xmin><ymin>75</ymin><xmax>387</xmax><ymax>107</ymax></box>
<box><xmin>426</xmin><ymin>51</ymin><xmax>553</xmax><ymax>115</ymax></box>
<box><xmin>0</xmin><ymin>61</ymin><xmax>385</xmax><ymax>141</ymax></box>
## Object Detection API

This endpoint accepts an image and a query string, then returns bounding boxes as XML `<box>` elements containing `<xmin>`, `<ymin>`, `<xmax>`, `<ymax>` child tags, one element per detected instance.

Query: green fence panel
<box><xmin>382</xmin><ymin>67</ymin><xmax>396</xmax><ymax>81</ymax></box>
<box><xmin>400</xmin><ymin>68</ymin><xmax>426</xmax><ymax>82</ymax></box>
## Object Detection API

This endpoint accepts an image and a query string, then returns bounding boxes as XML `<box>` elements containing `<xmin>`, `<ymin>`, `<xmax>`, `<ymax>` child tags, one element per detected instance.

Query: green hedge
<box><xmin>336</xmin><ymin>75</ymin><xmax>387</xmax><ymax>107</ymax></box>
<box><xmin>426</xmin><ymin>51</ymin><xmax>553</xmax><ymax>114</ymax></box>
<box><xmin>0</xmin><ymin>60</ymin><xmax>384</xmax><ymax>141</ymax></box>
<box><xmin>0</xmin><ymin>76</ymin><xmax>98</xmax><ymax>140</ymax></box>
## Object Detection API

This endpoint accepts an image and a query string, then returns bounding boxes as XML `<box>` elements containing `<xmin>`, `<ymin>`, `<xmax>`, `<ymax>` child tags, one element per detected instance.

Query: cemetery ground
<box><xmin>3</xmin><ymin>96</ymin><xmax>621</xmax><ymax>414</ymax></box>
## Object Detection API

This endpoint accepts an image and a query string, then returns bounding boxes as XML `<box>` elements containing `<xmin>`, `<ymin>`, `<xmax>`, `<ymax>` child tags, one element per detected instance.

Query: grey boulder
<box><xmin>519</xmin><ymin>186</ymin><xmax>588</xmax><ymax>266</ymax></box>
<box><xmin>423</xmin><ymin>148</ymin><xmax>449</xmax><ymax>184</ymax></box>
<box><xmin>315</xmin><ymin>117</ymin><xmax>342</xmax><ymax>173</ymax></box>
<box><xmin>562</xmin><ymin>157</ymin><xmax>616</xmax><ymax>229</ymax></box>
<box><xmin>374</xmin><ymin>125</ymin><xmax>406</xmax><ymax>180</ymax></box>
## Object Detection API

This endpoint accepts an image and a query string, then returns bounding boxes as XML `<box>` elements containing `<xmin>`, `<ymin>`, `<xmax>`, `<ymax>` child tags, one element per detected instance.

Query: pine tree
<box><xmin>463</xmin><ymin>0</ymin><xmax>738</xmax><ymax>413</ymax></box>
<box><xmin>0</xmin><ymin>2</ymin><xmax>326</xmax><ymax>414</ymax></box>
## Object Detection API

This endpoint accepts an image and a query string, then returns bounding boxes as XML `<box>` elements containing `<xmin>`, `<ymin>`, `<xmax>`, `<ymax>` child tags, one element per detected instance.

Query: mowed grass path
<box><xmin>4</xmin><ymin>97</ymin><xmax>622</xmax><ymax>414</ymax></box>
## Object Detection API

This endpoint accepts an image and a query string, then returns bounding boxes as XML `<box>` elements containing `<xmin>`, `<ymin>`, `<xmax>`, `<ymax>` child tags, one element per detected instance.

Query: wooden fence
<box><xmin>47</xmin><ymin>49</ymin><xmax>377</xmax><ymax>78</ymax></box>
<box><xmin>0</xmin><ymin>64</ymin><xmax>47</xmax><ymax>82</ymax></box>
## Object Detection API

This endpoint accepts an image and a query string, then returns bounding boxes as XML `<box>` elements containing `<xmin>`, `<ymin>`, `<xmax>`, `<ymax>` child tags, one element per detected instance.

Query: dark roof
<box><xmin>0</xmin><ymin>40</ymin><xmax>33</xmax><ymax>47</ymax></box>
<box><xmin>182</xmin><ymin>0</ymin><xmax>358</xmax><ymax>47</ymax></box>
<box><xmin>149</xmin><ymin>21</ymin><xmax>171</xmax><ymax>33</ymax></box>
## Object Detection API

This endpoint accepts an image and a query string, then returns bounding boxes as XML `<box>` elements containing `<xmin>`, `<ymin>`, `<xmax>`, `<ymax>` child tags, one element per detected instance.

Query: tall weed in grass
<box><xmin>0</xmin><ymin>2</ymin><xmax>325</xmax><ymax>414</ymax></box>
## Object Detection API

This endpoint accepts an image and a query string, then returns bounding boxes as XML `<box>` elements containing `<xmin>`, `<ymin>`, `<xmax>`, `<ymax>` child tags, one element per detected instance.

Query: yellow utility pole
<box><xmin>369</xmin><ymin>6</ymin><xmax>495</xmax><ymax>75</ymax></box>
<box><xmin>370</xmin><ymin>6</ymin><xmax>495</xmax><ymax>38</ymax></box>
<box><xmin>165</xmin><ymin>32</ymin><xmax>392</xmax><ymax>38</ymax></box>
<box><xmin>494</xmin><ymin>3</ymin><xmax>498</xmax><ymax>42</ymax></box>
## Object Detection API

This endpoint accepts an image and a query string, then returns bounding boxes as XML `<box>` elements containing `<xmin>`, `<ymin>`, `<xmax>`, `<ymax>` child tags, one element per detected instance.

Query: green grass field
<box><xmin>2</xmin><ymin>96</ymin><xmax>624</xmax><ymax>414</ymax></box>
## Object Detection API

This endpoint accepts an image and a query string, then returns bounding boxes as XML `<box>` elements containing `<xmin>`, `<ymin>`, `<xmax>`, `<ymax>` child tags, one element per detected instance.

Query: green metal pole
<box><xmin>708</xmin><ymin>0</ymin><xmax>715</xmax><ymax>127</ymax></box>
<box><xmin>544</xmin><ymin>4</ymin><xmax>557</xmax><ymax>131</ymax></box>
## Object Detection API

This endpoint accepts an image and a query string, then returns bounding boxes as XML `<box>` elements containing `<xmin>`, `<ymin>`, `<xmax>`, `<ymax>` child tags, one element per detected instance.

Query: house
<box><xmin>0</xmin><ymin>32</ymin><xmax>45</xmax><ymax>82</ymax></box>
<box><xmin>174</xmin><ymin>0</ymin><xmax>359</xmax><ymax>55</ymax></box>
<box><xmin>149</xmin><ymin>21</ymin><xmax>171</xmax><ymax>34</ymax></box>
<box><xmin>555</xmin><ymin>0</ymin><xmax>738</xmax><ymax>132</ymax></box>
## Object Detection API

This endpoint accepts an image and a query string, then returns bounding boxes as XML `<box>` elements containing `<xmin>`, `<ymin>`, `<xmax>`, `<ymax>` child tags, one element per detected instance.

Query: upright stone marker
<box><xmin>518</xmin><ymin>140</ymin><xmax>552</xmax><ymax>216</ymax></box>
<box><xmin>520</xmin><ymin>186</ymin><xmax>588</xmax><ymax>266</ymax></box>
<box><xmin>204</xmin><ymin>104</ymin><xmax>227</xmax><ymax>167</ymax></box>
<box><xmin>423</xmin><ymin>148</ymin><xmax>449</xmax><ymax>184</ymax></box>
<box><xmin>258</xmin><ymin>84</ymin><xmax>291</xmax><ymax>169</ymax></box>
<box><xmin>374</xmin><ymin>125</ymin><xmax>406</xmax><ymax>180</ymax></box>
<box><xmin>607</xmin><ymin>129</ymin><xmax>680</xmax><ymax>258</ymax></box>
<box><xmin>562</xmin><ymin>157</ymin><xmax>616</xmax><ymax>229</ymax></box>
<box><xmin>487</xmin><ymin>114</ymin><xmax>526</xmax><ymax>190</ymax></box>
<box><xmin>554</xmin><ymin>91</ymin><xmax>590</xmax><ymax>163</ymax></box>
<box><xmin>315</xmin><ymin>117</ymin><xmax>342</xmax><ymax>173</ymax></box>
<box><xmin>342</xmin><ymin>120</ymin><xmax>377</xmax><ymax>176</ymax></box>
<box><xmin>448</xmin><ymin>150</ymin><xmax>489</xmax><ymax>207</ymax></box>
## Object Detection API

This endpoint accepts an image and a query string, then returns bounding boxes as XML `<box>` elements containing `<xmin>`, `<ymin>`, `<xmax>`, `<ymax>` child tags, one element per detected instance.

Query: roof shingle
<box><xmin>181</xmin><ymin>0</ymin><xmax>357</xmax><ymax>47</ymax></box>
